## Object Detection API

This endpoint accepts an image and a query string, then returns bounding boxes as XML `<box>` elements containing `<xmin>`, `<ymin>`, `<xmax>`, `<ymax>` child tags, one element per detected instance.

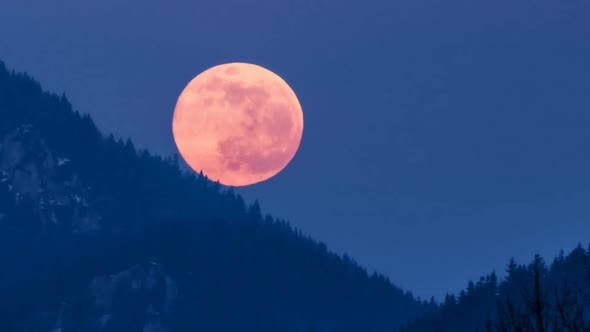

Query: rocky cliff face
<box><xmin>46</xmin><ymin>262</ymin><xmax>178</xmax><ymax>332</ymax></box>
<box><xmin>0</xmin><ymin>124</ymin><xmax>100</xmax><ymax>233</ymax></box>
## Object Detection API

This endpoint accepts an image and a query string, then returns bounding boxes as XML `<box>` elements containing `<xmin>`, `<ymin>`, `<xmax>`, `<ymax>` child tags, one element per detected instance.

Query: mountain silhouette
<box><xmin>0</xmin><ymin>61</ymin><xmax>434</xmax><ymax>331</ymax></box>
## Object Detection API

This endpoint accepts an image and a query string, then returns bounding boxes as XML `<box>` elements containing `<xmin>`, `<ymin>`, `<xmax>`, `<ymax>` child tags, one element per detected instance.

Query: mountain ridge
<box><xmin>0</xmin><ymin>60</ymin><xmax>433</xmax><ymax>331</ymax></box>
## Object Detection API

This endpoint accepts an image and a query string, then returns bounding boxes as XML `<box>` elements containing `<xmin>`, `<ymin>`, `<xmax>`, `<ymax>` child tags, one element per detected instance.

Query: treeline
<box><xmin>399</xmin><ymin>245</ymin><xmax>590</xmax><ymax>332</ymax></box>
<box><xmin>0</xmin><ymin>61</ymin><xmax>255</xmax><ymax>228</ymax></box>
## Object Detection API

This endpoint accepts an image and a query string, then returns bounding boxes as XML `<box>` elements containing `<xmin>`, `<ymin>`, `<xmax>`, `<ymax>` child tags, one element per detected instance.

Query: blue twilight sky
<box><xmin>1</xmin><ymin>0</ymin><xmax>589</xmax><ymax>300</ymax></box>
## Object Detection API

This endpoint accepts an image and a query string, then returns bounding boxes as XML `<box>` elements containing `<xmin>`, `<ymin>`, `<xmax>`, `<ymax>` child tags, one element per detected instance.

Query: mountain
<box><xmin>399</xmin><ymin>245</ymin><xmax>590</xmax><ymax>332</ymax></box>
<box><xmin>0</xmin><ymin>61</ymin><xmax>434</xmax><ymax>331</ymax></box>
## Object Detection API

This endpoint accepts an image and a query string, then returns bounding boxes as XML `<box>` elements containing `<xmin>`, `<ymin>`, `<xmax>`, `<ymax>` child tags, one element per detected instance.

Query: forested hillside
<box><xmin>0</xmin><ymin>61</ymin><xmax>433</xmax><ymax>331</ymax></box>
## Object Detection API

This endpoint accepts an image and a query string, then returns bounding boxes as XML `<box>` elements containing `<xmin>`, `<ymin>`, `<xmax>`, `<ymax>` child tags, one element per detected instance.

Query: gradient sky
<box><xmin>1</xmin><ymin>0</ymin><xmax>589</xmax><ymax>300</ymax></box>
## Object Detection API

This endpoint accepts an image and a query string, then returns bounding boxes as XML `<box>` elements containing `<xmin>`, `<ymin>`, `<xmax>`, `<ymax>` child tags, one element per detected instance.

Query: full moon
<box><xmin>172</xmin><ymin>62</ymin><xmax>304</xmax><ymax>187</ymax></box>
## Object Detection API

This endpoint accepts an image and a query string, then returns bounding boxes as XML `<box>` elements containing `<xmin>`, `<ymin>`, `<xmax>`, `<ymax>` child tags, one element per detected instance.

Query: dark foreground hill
<box><xmin>0</xmin><ymin>61</ymin><xmax>434</xmax><ymax>331</ymax></box>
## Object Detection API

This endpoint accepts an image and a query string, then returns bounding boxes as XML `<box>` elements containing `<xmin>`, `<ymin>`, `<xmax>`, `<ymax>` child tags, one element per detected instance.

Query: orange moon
<box><xmin>172</xmin><ymin>62</ymin><xmax>304</xmax><ymax>187</ymax></box>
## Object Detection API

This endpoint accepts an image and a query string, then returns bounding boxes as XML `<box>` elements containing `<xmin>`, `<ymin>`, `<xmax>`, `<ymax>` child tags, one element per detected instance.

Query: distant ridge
<box><xmin>399</xmin><ymin>244</ymin><xmax>590</xmax><ymax>332</ymax></box>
